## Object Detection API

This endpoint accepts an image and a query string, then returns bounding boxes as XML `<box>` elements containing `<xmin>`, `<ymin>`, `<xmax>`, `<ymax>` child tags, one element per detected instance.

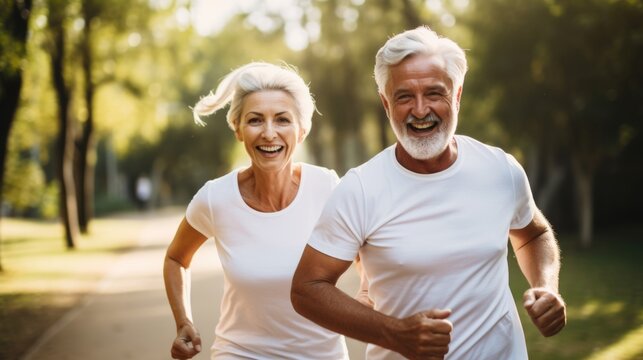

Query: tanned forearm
<box><xmin>163</xmin><ymin>256</ymin><xmax>194</xmax><ymax>330</ymax></box>
<box><xmin>514</xmin><ymin>229</ymin><xmax>560</xmax><ymax>291</ymax></box>
<box><xmin>291</xmin><ymin>279</ymin><xmax>399</xmax><ymax>350</ymax></box>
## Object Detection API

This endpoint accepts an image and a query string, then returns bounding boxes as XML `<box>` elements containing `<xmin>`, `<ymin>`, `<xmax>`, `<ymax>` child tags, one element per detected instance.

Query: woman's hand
<box><xmin>171</xmin><ymin>324</ymin><xmax>202</xmax><ymax>359</ymax></box>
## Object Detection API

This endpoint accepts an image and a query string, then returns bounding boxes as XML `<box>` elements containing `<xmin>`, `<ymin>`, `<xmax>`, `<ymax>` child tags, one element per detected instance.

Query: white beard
<box><xmin>392</xmin><ymin>112</ymin><xmax>457</xmax><ymax>160</ymax></box>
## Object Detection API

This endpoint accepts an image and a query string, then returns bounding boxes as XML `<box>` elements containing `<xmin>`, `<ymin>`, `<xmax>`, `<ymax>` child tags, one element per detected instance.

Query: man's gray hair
<box><xmin>374</xmin><ymin>26</ymin><xmax>468</xmax><ymax>95</ymax></box>
<box><xmin>192</xmin><ymin>62</ymin><xmax>315</xmax><ymax>137</ymax></box>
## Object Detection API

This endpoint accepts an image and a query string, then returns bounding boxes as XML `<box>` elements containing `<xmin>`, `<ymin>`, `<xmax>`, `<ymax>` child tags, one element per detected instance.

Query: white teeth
<box><xmin>258</xmin><ymin>145</ymin><xmax>283</xmax><ymax>152</ymax></box>
<box><xmin>410</xmin><ymin>121</ymin><xmax>437</xmax><ymax>130</ymax></box>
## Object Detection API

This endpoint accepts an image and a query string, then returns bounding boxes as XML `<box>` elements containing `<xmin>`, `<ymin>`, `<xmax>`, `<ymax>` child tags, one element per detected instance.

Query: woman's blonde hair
<box><xmin>192</xmin><ymin>62</ymin><xmax>315</xmax><ymax>138</ymax></box>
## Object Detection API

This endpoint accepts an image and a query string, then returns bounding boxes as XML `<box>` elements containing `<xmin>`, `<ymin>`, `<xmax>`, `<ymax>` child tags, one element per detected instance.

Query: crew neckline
<box><xmin>390</xmin><ymin>135</ymin><xmax>464</xmax><ymax>181</ymax></box>
<box><xmin>233</xmin><ymin>163</ymin><xmax>307</xmax><ymax>217</ymax></box>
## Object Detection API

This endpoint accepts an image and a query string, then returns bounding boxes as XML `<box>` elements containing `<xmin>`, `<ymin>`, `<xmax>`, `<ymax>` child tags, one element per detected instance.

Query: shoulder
<box><xmin>301</xmin><ymin>163</ymin><xmax>340</xmax><ymax>191</ymax></box>
<box><xmin>457</xmin><ymin>134</ymin><xmax>518</xmax><ymax>166</ymax></box>
<box><xmin>457</xmin><ymin>135</ymin><xmax>505</xmax><ymax>157</ymax></box>
<box><xmin>350</xmin><ymin>145</ymin><xmax>396</xmax><ymax>179</ymax></box>
<box><xmin>456</xmin><ymin>135</ymin><xmax>528</xmax><ymax>182</ymax></box>
<box><xmin>302</xmin><ymin>163</ymin><xmax>339</xmax><ymax>181</ymax></box>
<box><xmin>343</xmin><ymin>145</ymin><xmax>396</xmax><ymax>196</ymax></box>
<box><xmin>191</xmin><ymin>170</ymin><xmax>238</xmax><ymax>203</ymax></box>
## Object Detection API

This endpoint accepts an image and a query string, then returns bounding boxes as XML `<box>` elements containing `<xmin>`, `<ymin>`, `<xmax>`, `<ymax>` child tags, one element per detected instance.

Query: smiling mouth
<box><xmin>407</xmin><ymin>121</ymin><xmax>439</xmax><ymax>133</ymax></box>
<box><xmin>257</xmin><ymin>145</ymin><xmax>284</xmax><ymax>154</ymax></box>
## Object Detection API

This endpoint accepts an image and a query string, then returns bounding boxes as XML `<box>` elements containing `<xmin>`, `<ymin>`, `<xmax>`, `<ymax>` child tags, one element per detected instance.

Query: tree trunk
<box><xmin>572</xmin><ymin>158</ymin><xmax>594</xmax><ymax>248</ymax></box>
<box><xmin>536</xmin><ymin>150</ymin><xmax>566</xmax><ymax>215</ymax></box>
<box><xmin>0</xmin><ymin>0</ymin><xmax>33</xmax><ymax>271</ymax></box>
<box><xmin>76</xmin><ymin>9</ymin><xmax>96</xmax><ymax>233</ymax></box>
<box><xmin>50</xmin><ymin>8</ymin><xmax>79</xmax><ymax>249</ymax></box>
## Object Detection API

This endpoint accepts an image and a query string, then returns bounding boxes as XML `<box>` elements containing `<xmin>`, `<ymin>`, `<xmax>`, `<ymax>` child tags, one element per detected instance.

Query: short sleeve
<box><xmin>185</xmin><ymin>182</ymin><xmax>215</xmax><ymax>238</ymax></box>
<box><xmin>506</xmin><ymin>154</ymin><xmax>537</xmax><ymax>229</ymax></box>
<box><xmin>308</xmin><ymin>170</ymin><xmax>366</xmax><ymax>261</ymax></box>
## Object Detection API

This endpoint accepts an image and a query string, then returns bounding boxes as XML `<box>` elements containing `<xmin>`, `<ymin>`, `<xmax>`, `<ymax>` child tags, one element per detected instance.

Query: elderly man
<box><xmin>291</xmin><ymin>26</ymin><xmax>566</xmax><ymax>359</ymax></box>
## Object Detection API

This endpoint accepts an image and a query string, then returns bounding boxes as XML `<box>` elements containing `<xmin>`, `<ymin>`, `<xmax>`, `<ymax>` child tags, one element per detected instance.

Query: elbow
<box><xmin>290</xmin><ymin>277</ymin><xmax>308</xmax><ymax>316</ymax></box>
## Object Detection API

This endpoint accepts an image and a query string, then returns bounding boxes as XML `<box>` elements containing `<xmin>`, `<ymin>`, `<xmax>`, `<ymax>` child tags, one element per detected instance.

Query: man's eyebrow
<box><xmin>425</xmin><ymin>84</ymin><xmax>448</xmax><ymax>92</ymax></box>
<box><xmin>392</xmin><ymin>89</ymin><xmax>411</xmax><ymax>98</ymax></box>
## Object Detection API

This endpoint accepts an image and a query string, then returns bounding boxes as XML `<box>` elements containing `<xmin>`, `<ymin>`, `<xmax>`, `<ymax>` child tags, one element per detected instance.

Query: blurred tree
<box><xmin>297</xmin><ymin>0</ymin><xmax>443</xmax><ymax>173</ymax></box>
<box><xmin>47</xmin><ymin>0</ymin><xmax>79</xmax><ymax>248</ymax></box>
<box><xmin>74</xmin><ymin>0</ymin><xmax>152</xmax><ymax>232</ymax></box>
<box><xmin>0</xmin><ymin>0</ymin><xmax>33</xmax><ymax>269</ymax></box>
<box><xmin>466</xmin><ymin>0</ymin><xmax>643</xmax><ymax>247</ymax></box>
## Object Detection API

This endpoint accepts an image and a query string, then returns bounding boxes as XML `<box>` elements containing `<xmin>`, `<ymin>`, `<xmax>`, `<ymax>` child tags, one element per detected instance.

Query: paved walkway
<box><xmin>21</xmin><ymin>210</ymin><xmax>366</xmax><ymax>360</ymax></box>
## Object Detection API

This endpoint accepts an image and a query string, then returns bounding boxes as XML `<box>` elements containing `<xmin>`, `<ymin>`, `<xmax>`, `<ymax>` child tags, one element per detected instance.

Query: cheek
<box><xmin>392</xmin><ymin>105</ymin><xmax>410</xmax><ymax>120</ymax></box>
<box><xmin>433</xmin><ymin>100</ymin><xmax>453</xmax><ymax>117</ymax></box>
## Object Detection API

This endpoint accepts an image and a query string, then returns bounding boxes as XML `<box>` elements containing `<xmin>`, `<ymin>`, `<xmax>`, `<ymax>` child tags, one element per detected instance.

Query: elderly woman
<box><xmin>163</xmin><ymin>62</ymin><xmax>349</xmax><ymax>360</ymax></box>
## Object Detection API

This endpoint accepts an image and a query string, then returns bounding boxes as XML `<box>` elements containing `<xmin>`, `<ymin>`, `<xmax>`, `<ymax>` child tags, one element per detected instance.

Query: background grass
<box><xmin>1</xmin><ymin>215</ymin><xmax>641</xmax><ymax>360</ymax></box>
<box><xmin>510</xmin><ymin>225</ymin><xmax>643</xmax><ymax>359</ymax></box>
<box><xmin>0</xmin><ymin>214</ymin><xmax>145</xmax><ymax>360</ymax></box>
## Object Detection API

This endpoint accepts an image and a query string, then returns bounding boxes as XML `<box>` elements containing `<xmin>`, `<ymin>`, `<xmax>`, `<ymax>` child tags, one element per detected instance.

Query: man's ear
<box><xmin>455</xmin><ymin>86</ymin><xmax>463</xmax><ymax>111</ymax></box>
<box><xmin>379</xmin><ymin>92</ymin><xmax>391</xmax><ymax>119</ymax></box>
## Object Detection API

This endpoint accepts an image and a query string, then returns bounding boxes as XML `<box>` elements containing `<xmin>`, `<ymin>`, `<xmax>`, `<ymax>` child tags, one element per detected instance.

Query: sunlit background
<box><xmin>1</xmin><ymin>0</ymin><xmax>642</xmax><ymax>359</ymax></box>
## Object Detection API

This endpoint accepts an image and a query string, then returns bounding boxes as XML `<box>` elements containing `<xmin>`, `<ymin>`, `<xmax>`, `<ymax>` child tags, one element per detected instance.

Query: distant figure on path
<box><xmin>135</xmin><ymin>176</ymin><xmax>152</xmax><ymax>209</ymax></box>
<box><xmin>291</xmin><ymin>26</ymin><xmax>567</xmax><ymax>359</ymax></box>
<box><xmin>163</xmin><ymin>62</ymin><xmax>349</xmax><ymax>360</ymax></box>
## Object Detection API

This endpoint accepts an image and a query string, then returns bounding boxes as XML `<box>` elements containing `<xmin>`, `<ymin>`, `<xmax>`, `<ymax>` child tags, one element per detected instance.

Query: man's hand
<box><xmin>523</xmin><ymin>288</ymin><xmax>566</xmax><ymax>337</ymax></box>
<box><xmin>171</xmin><ymin>324</ymin><xmax>202</xmax><ymax>359</ymax></box>
<box><xmin>387</xmin><ymin>309</ymin><xmax>453</xmax><ymax>360</ymax></box>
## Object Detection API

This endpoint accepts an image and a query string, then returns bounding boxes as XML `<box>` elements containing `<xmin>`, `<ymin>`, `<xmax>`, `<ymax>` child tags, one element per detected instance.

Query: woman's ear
<box><xmin>298</xmin><ymin>127</ymin><xmax>306</xmax><ymax>143</ymax></box>
<box><xmin>234</xmin><ymin>127</ymin><xmax>243</xmax><ymax>142</ymax></box>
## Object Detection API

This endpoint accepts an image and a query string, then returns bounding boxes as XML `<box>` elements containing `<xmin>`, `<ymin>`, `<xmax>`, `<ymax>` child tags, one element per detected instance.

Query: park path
<box><xmin>21</xmin><ymin>209</ymin><xmax>365</xmax><ymax>360</ymax></box>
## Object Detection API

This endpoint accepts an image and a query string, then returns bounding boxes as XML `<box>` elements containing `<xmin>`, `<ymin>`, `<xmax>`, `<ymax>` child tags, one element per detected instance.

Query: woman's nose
<box><xmin>262</xmin><ymin>122</ymin><xmax>277</xmax><ymax>140</ymax></box>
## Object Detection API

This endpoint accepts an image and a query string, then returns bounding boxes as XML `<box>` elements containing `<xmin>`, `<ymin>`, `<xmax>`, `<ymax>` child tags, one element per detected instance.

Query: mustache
<box><xmin>405</xmin><ymin>112</ymin><xmax>442</xmax><ymax>124</ymax></box>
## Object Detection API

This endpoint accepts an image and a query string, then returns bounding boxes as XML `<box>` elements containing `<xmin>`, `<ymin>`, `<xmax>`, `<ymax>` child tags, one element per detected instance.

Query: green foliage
<box><xmin>0</xmin><ymin>0</ymin><xmax>28</xmax><ymax>77</ymax></box>
<box><xmin>466</xmin><ymin>0</ymin><xmax>643</xmax><ymax>159</ymax></box>
<box><xmin>2</xmin><ymin>155</ymin><xmax>45</xmax><ymax>214</ymax></box>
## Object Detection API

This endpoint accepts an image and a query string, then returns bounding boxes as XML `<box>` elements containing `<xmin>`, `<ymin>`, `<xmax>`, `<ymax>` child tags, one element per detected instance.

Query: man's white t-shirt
<box><xmin>309</xmin><ymin>135</ymin><xmax>535</xmax><ymax>360</ymax></box>
<box><xmin>186</xmin><ymin>163</ymin><xmax>348</xmax><ymax>360</ymax></box>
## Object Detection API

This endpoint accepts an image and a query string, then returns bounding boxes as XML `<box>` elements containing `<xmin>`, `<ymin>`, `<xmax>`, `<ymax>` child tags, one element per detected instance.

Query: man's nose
<box><xmin>411</xmin><ymin>96</ymin><xmax>429</xmax><ymax>119</ymax></box>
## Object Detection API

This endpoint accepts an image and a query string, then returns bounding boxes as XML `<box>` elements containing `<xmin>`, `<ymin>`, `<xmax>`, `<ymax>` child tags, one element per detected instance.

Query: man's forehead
<box><xmin>387</xmin><ymin>54</ymin><xmax>452</xmax><ymax>91</ymax></box>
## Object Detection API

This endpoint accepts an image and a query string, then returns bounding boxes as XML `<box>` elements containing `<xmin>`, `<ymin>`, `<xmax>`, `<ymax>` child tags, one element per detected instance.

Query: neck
<box><xmin>395</xmin><ymin>137</ymin><xmax>458</xmax><ymax>174</ymax></box>
<box><xmin>238</xmin><ymin>162</ymin><xmax>302</xmax><ymax>212</ymax></box>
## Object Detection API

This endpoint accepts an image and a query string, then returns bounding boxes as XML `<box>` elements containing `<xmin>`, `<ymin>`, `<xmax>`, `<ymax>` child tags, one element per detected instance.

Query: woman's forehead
<box><xmin>242</xmin><ymin>90</ymin><xmax>297</xmax><ymax>114</ymax></box>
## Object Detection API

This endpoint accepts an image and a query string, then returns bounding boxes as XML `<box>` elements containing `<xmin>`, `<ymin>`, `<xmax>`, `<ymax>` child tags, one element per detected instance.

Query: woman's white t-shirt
<box><xmin>186</xmin><ymin>163</ymin><xmax>348</xmax><ymax>360</ymax></box>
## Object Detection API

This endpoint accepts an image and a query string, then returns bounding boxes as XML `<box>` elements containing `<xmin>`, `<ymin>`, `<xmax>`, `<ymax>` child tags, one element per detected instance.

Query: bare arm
<box><xmin>163</xmin><ymin>217</ymin><xmax>207</xmax><ymax>359</ymax></box>
<box><xmin>509</xmin><ymin>209</ymin><xmax>566</xmax><ymax>337</ymax></box>
<box><xmin>291</xmin><ymin>245</ymin><xmax>452</xmax><ymax>359</ymax></box>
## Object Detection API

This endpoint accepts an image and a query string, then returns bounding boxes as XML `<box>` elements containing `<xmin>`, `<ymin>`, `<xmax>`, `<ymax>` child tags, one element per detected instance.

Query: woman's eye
<box><xmin>247</xmin><ymin>118</ymin><xmax>261</xmax><ymax>124</ymax></box>
<box><xmin>277</xmin><ymin>117</ymin><xmax>291</xmax><ymax>124</ymax></box>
